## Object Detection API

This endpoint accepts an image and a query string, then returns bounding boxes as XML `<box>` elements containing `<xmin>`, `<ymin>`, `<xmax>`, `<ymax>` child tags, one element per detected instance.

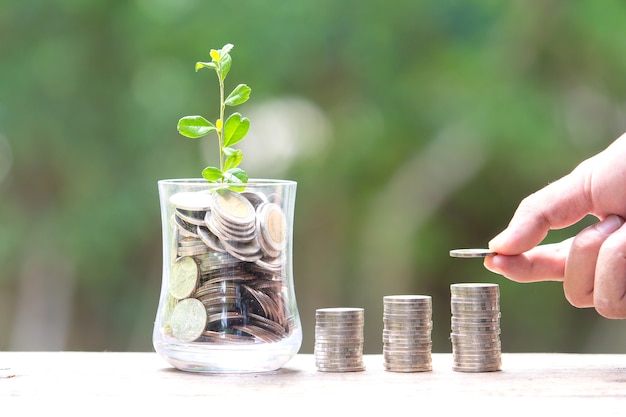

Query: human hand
<box><xmin>484</xmin><ymin>132</ymin><xmax>626</xmax><ymax>318</ymax></box>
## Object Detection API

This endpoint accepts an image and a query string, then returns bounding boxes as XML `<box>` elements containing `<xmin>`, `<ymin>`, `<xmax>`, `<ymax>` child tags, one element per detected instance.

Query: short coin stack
<box><xmin>450</xmin><ymin>283</ymin><xmax>501</xmax><ymax>372</ymax></box>
<box><xmin>314</xmin><ymin>307</ymin><xmax>365</xmax><ymax>372</ymax></box>
<box><xmin>382</xmin><ymin>295</ymin><xmax>433</xmax><ymax>372</ymax></box>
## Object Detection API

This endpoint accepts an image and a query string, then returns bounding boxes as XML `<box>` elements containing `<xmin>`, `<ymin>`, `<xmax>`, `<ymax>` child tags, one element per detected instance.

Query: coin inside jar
<box><xmin>169</xmin><ymin>256</ymin><xmax>200</xmax><ymax>300</ymax></box>
<box><xmin>169</xmin><ymin>191</ymin><xmax>213</xmax><ymax>211</ymax></box>
<box><xmin>211</xmin><ymin>189</ymin><xmax>256</xmax><ymax>225</ymax></box>
<box><xmin>170</xmin><ymin>298</ymin><xmax>207</xmax><ymax>343</ymax></box>
<box><xmin>257</xmin><ymin>202</ymin><xmax>287</xmax><ymax>252</ymax></box>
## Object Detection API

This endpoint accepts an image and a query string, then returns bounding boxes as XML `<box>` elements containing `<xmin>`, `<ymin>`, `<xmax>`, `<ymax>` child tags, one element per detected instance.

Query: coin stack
<box><xmin>164</xmin><ymin>188</ymin><xmax>294</xmax><ymax>345</ymax></box>
<box><xmin>382</xmin><ymin>295</ymin><xmax>433</xmax><ymax>372</ymax></box>
<box><xmin>450</xmin><ymin>283</ymin><xmax>501</xmax><ymax>372</ymax></box>
<box><xmin>314</xmin><ymin>307</ymin><xmax>365</xmax><ymax>372</ymax></box>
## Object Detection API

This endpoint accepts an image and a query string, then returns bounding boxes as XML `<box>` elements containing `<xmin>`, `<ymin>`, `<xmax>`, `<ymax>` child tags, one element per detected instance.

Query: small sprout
<box><xmin>177</xmin><ymin>43</ymin><xmax>252</xmax><ymax>186</ymax></box>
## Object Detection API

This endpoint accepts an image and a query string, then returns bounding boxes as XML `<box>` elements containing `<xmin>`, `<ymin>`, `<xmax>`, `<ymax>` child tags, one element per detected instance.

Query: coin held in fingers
<box><xmin>449</xmin><ymin>249</ymin><xmax>496</xmax><ymax>258</ymax></box>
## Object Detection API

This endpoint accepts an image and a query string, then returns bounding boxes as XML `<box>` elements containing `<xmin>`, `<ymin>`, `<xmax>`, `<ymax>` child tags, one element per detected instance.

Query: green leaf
<box><xmin>223</xmin><ymin>113</ymin><xmax>250</xmax><ymax>147</ymax></box>
<box><xmin>223</xmin><ymin>147</ymin><xmax>243</xmax><ymax>170</ymax></box>
<box><xmin>220</xmin><ymin>54</ymin><xmax>232</xmax><ymax>81</ymax></box>
<box><xmin>225</xmin><ymin>84</ymin><xmax>251</xmax><ymax>106</ymax></box>
<box><xmin>201</xmin><ymin>166</ymin><xmax>223</xmax><ymax>182</ymax></box>
<box><xmin>195</xmin><ymin>61</ymin><xmax>217</xmax><ymax>72</ymax></box>
<box><xmin>219</xmin><ymin>43</ymin><xmax>234</xmax><ymax>58</ymax></box>
<box><xmin>177</xmin><ymin>116</ymin><xmax>216</xmax><ymax>138</ymax></box>
<box><xmin>223</xmin><ymin>168</ymin><xmax>248</xmax><ymax>184</ymax></box>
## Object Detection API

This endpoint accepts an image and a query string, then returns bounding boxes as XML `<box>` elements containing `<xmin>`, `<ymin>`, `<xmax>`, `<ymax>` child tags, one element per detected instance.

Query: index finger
<box><xmin>489</xmin><ymin>161</ymin><xmax>593</xmax><ymax>255</ymax></box>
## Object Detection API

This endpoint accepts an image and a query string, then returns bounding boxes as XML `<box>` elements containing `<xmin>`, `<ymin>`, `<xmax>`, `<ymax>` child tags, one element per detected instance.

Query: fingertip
<box><xmin>487</xmin><ymin>229</ymin><xmax>514</xmax><ymax>255</ymax></box>
<box><xmin>483</xmin><ymin>253</ymin><xmax>505</xmax><ymax>275</ymax></box>
<box><xmin>488</xmin><ymin>221</ymin><xmax>549</xmax><ymax>256</ymax></box>
<box><xmin>487</xmin><ymin>237</ymin><xmax>498</xmax><ymax>252</ymax></box>
<box><xmin>483</xmin><ymin>254</ymin><xmax>495</xmax><ymax>269</ymax></box>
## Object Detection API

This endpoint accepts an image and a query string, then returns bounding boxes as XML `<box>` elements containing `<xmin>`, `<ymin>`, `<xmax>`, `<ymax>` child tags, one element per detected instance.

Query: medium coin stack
<box><xmin>314</xmin><ymin>307</ymin><xmax>365</xmax><ymax>372</ymax></box>
<box><xmin>165</xmin><ymin>188</ymin><xmax>294</xmax><ymax>345</ymax></box>
<box><xmin>450</xmin><ymin>283</ymin><xmax>501</xmax><ymax>372</ymax></box>
<box><xmin>382</xmin><ymin>295</ymin><xmax>433</xmax><ymax>372</ymax></box>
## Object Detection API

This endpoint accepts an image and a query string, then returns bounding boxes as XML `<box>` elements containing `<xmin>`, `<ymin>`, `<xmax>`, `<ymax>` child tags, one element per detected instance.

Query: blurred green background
<box><xmin>2</xmin><ymin>0</ymin><xmax>626</xmax><ymax>355</ymax></box>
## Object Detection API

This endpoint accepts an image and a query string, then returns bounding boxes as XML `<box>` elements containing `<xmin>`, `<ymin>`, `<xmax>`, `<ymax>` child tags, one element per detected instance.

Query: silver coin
<box><xmin>383</xmin><ymin>328</ymin><xmax>433</xmax><ymax>335</ymax></box>
<box><xmin>315</xmin><ymin>363</ymin><xmax>365</xmax><ymax>369</ymax></box>
<box><xmin>196</xmin><ymin>226</ymin><xmax>227</xmax><ymax>253</ymax></box>
<box><xmin>383</xmin><ymin>339</ymin><xmax>432</xmax><ymax>348</ymax></box>
<box><xmin>314</xmin><ymin>355</ymin><xmax>364</xmax><ymax>363</ymax></box>
<box><xmin>383</xmin><ymin>294</ymin><xmax>432</xmax><ymax>303</ymax></box>
<box><xmin>314</xmin><ymin>345</ymin><xmax>364</xmax><ymax>353</ymax></box>
<box><xmin>453</xmin><ymin>366</ymin><xmax>501</xmax><ymax>373</ymax></box>
<box><xmin>169</xmin><ymin>191</ymin><xmax>213</xmax><ymax>211</ymax></box>
<box><xmin>256</xmin><ymin>202</ymin><xmax>287</xmax><ymax>253</ymax></box>
<box><xmin>169</xmin><ymin>256</ymin><xmax>200</xmax><ymax>300</ymax></box>
<box><xmin>314</xmin><ymin>352</ymin><xmax>364</xmax><ymax>359</ymax></box>
<box><xmin>452</xmin><ymin>290</ymin><xmax>500</xmax><ymax>298</ymax></box>
<box><xmin>384</xmin><ymin>354</ymin><xmax>432</xmax><ymax>363</ymax></box>
<box><xmin>211</xmin><ymin>189</ymin><xmax>256</xmax><ymax>226</ymax></box>
<box><xmin>451</xmin><ymin>290</ymin><xmax>500</xmax><ymax>299</ymax></box>
<box><xmin>175</xmin><ymin>208</ymin><xmax>207</xmax><ymax>226</ymax></box>
<box><xmin>315</xmin><ymin>331</ymin><xmax>364</xmax><ymax>339</ymax></box>
<box><xmin>205</xmin><ymin>211</ymin><xmax>255</xmax><ymax>242</ymax></box>
<box><xmin>316</xmin><ymin>307</ymin><xmax>364</xmax><ymax>316</ymax></box>
<box><xmin>220</xmin><ymin>237</ymin><xmax>263</xmax><ymax>259</ymax></box>
<box><xmin>208</xmin><ymin>208</ymin><xmax>257</xmax><ymax>235</ymax></box>
<box><xmin>252</xmin><ymin>259</ymin><xmax>285</xmax><ymax>276</ymax></box>
<box><xmin>449</xmin><ymin>249</ymin><xmax>496</xmax><ymax>258</ymax></box>
<box><xmin>233</xmin><ymin>324</ymin><xmax>282</xmax><ymax>343</ymax></box>
<box><xmin>315</xmin><ymin>316</ymin><xmax>365</xmax><ymax>324</ymax></box>
<box><xmin>451</xmin><ymin>282</ymin><xmax>499</xmax><ymax>290</ymax></box>
<box><xmin>315</xmin><ymin>353</ymin><xmax>364</xmax><ymax>360</ymax></box>
<box><xmin>172</xmin><ymin>214</ymin><xmax>198</xmax><ymax>238</ymax></box>
<box><xmin>450</xmin><ymin>335</ymin><xmax>502</xmax><ymax>346</ymax></box>
<box><xmin>453</xmin><ymin>348</ymin><xmax>502</xmax><ymax>357</ymax></box>
<box><xmin>170</xmin><ymin>298</ymin><xmax>207</xmax><ymax>343</ymax></box>
<box><xmin>383</xmin><ymin>343</ymin><xmax>432</xmax><ymax>351</ymax></box>
<box><xmin>384</xmin><ymin>365</ymin><xmax>432</xmax><ymax>373</ymax></box>
<box><xmin>177</xmin><ymin>245</ymin><xmax>212</xmax><ymax>257</ymax></box>
<box><xmin>383</xmin><ymin>325</ymin><xmax>433</xmax><ymax>333</ymax></box>
<box><xmin>241</xmin><ymin>191</ymin><xmax>268</xmax><ymax>209</ymax></box>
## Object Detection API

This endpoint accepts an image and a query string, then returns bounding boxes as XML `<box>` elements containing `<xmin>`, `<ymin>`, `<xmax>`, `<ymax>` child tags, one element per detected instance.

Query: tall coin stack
<box><xmin>382</xmin><ymin>295</ymin><xmax>433</xmax><ymax>372</ymax></box>
<box><xmin>314</xmin><ymin>307</ymin><xmax>365</xmax><ymax>372</ymax></box>
<box><xmin>450</xmin><ymin>283</ymin><xmax>501</xmax><ymax>372</ymax></box>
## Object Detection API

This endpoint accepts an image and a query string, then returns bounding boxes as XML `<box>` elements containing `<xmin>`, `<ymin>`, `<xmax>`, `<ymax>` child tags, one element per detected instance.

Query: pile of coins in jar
<box><xmin>164</xmin><ymin>188</ymin><xmax>294</xmax><ymax>345</ymax></box>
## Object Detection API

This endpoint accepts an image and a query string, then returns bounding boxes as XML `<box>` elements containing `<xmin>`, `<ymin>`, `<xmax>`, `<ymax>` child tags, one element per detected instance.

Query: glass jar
<box><xmin>153</xmin><ymin>179</ymin><xmax>302</xmax><ymax>372</ymax></box>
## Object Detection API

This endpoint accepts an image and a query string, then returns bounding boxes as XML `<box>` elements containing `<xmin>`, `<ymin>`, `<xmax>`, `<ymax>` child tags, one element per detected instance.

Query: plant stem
<box><xmin>217</xmin><ymin>67</ymin><xmax>225</xmax><ymax>175</ymax></box>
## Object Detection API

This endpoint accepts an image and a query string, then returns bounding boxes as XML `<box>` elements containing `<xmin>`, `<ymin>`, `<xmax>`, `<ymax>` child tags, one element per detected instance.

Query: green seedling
<box><xmin>177</xmin><ymin>43</ymin><xmax>252</xmax><ymax>186</ymax></box>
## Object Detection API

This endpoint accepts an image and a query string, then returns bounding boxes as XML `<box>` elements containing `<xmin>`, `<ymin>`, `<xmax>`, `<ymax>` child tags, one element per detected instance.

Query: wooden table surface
<box><xmin>2</xmin><ymin>351</ymin><xmax>626</xmax><ymax>414</ymax></box>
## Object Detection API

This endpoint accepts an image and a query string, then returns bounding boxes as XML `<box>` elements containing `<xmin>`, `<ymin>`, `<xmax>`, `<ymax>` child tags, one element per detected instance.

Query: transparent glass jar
<box><xmin>153</xmin><ymin>179</ymin><xmax>302</xmax><ymax>373</ymax></box>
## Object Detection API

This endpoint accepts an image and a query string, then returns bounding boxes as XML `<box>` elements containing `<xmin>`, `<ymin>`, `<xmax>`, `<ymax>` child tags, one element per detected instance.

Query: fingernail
<box><xmin>595</xmin><ymin>215</ymin><xmax>625</xmax><ymax>235</ymax></box>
